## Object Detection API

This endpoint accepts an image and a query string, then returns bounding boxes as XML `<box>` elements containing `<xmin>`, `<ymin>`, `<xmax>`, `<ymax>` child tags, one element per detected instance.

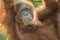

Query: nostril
<box><xmin>26</xmin><ymin>14</ymin><xmax>28</xmax><ymax>15</ymax></box>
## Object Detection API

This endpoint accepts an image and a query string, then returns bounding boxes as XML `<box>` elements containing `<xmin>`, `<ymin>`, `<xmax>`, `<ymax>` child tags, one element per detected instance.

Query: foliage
<box><xmin>28</xmin><ymin>0</ymin><xmax>42</xmax><ymax>7</ymax></box>
<box><xmin>14</xmin><ymin>0</ymin><xmax>17</xmax><ymax>3</ymax></box>
<box><xmin>14</xmin><ymin>0</ymin><xmax>42</xmax><ymax>7</ymax></box>
<box><xmin>0</xmin><ymin>33</ymin><xmax>6</xmax><ymax>40</ymax></box>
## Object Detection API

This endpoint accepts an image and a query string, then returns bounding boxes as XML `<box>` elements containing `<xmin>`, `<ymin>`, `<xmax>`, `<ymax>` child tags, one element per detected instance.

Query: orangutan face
<box><xmin>18</xmin><ymin>4</ymin><xmax>33</xmax><ymax>25</ymax></box>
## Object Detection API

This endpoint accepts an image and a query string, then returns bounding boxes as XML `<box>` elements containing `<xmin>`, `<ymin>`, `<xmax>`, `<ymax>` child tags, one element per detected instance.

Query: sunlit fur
<box><xmin>15</xmin><ymin>0</ymin><xmax>58</xmax><ymax>40</ymax></box>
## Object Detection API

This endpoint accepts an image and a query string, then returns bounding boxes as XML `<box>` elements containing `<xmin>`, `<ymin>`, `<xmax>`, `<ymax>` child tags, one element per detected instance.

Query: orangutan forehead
<box><xmin>15</xmin><ymin>1</ymin><xmax>34</xmax><ymax>12</ymax></box>
<box><xmin>20</xmin><ymin>4</ymin><xmax>30</xmax><ymax>9</ymax></box>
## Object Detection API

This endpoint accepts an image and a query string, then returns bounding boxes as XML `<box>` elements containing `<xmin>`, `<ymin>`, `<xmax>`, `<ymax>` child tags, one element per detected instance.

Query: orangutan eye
<box><xmin>25</xmin><ymin>7</ymin><xmax>29</xmax><ymax>10</ymax></box>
